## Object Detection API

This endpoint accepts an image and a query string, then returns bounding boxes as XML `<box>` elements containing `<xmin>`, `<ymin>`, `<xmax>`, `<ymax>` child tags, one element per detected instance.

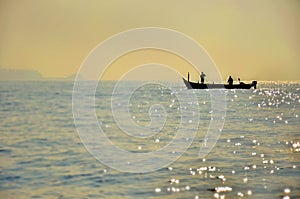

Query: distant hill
<box><xmin>0</xmin><ymin>68</ymin><xmax>43</xmax><ymax>80</ymax></box>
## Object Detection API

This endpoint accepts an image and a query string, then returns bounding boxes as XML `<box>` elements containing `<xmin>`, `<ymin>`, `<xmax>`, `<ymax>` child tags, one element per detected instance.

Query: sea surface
<box><xmin>1</xmin><ymin>81</ymin><xmax>299</xmax><ymax>199</ymax></box>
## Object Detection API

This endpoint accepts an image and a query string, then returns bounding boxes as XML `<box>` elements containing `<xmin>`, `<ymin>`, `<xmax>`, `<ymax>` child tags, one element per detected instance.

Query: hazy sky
<box><xmin>0</xmin><ymin>0</ymin><xmax>299</xmax><ymax>81</ymax></box>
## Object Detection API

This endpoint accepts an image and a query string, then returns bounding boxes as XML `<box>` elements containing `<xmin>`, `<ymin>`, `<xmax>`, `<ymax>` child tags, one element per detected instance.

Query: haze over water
<box><xmin>1</xmin><ymin>81</ymin><xmax>299</xmax><ymax>198</ymax></box>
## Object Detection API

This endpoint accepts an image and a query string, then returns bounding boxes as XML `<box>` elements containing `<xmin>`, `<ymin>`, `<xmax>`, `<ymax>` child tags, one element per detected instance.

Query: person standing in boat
<box><xmin>200</xmin><ymin>72</ymin><xmax>206</xmax><ymax>84</ymax></box>
<box><xmin>227</xmin><ymin>76</ymin><xmax>233</xmax><ymax>86</ymax></box>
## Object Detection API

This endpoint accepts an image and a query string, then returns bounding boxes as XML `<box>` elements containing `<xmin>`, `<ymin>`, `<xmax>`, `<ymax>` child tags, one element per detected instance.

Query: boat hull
<box><xmin>183</xmin><ymin>78</ymin><xmax>257</xmax><ymax>89</ymax></box>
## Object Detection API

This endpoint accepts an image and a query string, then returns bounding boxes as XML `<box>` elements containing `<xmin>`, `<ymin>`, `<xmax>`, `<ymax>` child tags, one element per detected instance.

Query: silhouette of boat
<box><xmin>183</xmin><ymin>78</ymin><xmax>257</xmax><ymax>89</ymax></box>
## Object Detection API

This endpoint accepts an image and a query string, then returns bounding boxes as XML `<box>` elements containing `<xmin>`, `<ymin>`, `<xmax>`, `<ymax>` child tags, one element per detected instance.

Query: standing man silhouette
<box><xmin>188</xmin><ymin>72</ymin><xmax>190</xmax><ymax>82</ymax></box>
<box><xmin>200</xmin><ymin>72</ymin><xmax>206</xmax><ymax>84</ymax></box>
<box><xmin>227</xmin><ymin>76</ymin><xmax>233</xmax><ymax>86</ymax></box>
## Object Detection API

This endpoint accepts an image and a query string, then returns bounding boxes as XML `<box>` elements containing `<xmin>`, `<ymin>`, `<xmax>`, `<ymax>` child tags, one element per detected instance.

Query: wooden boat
<box><xmin>183</xmin><ymin>78</ymin><xmax>257</xmax><ymax>89</ymax></box>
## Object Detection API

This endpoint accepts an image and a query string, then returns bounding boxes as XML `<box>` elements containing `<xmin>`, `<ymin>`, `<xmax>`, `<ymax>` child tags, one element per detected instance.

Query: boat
<box><xmin>183</xmin><ymin>78</ymin><xmax>257</xmax><ymax>89</ymax></box>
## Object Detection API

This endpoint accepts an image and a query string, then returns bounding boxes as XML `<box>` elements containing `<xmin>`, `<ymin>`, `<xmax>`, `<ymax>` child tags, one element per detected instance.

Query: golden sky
<box><xmin>0</xmin><ymin>0</ymin><xmax>299</xmax><ymax>81</ymax></box>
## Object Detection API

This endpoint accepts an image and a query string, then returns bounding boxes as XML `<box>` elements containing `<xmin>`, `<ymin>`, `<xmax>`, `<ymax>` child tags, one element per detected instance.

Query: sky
<box><xmin>0</xmin><ymin>0</ymin><xmax>299</xmax><ymax>81</ymax></box>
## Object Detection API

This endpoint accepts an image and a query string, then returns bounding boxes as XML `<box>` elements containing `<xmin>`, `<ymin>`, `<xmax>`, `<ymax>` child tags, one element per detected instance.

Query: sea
<box><xmin>1</xmin><ymin>81</ymin><xmax>299</xmax><ymax>199</ymax></box>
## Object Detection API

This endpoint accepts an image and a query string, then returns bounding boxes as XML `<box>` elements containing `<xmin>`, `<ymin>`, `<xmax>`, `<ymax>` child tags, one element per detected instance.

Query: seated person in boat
<box><xmin>238</xmin><ymin>78</ymin><xmax>245</xmax><ymax>85</ymax></box>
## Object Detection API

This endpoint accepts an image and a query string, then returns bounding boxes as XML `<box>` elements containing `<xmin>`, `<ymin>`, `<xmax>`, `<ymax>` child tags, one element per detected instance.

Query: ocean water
<box><xmin>1</xmin><ymin>81</ymin><xmax>299</xmax><ymax>199</ymax></box>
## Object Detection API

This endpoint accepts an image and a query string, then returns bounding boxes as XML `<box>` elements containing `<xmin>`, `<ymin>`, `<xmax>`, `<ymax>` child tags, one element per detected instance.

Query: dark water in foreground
<box><xmin>1</xmin><ymin>81</ymin><xmax>299</xmax><ymax>199</ymax></box>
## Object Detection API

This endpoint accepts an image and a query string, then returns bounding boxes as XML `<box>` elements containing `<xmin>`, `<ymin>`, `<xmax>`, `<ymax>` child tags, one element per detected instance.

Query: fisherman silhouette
<box><xmin>200</xmin><ymin>72</ymin><xmax>206</xmax><ymax>84</ymax></box>
<box><xmin>227</xmin><ymin>76</ymin><xmax>233</xmax><ymax>86</ymax></box>
<box><xmin>238</xmin><ymin>78</ymin><xmax>245</xmax><ymax>85</ymax></box>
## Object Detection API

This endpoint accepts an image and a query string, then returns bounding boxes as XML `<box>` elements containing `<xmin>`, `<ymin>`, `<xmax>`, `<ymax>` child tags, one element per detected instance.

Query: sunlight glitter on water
<box><xmin>0</xmin><ymin>81</ymin><xmax>299</xmax><ymax>198</ymax></box>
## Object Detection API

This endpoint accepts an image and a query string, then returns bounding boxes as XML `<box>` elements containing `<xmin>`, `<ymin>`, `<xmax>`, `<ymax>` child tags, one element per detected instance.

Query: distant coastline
<box><xmin>0</xmin><ymin>68</ymin><xmax>299</xmax><ymax>82</ymax></box>
<box><xmin>0</xmin><ymin>68</ymin><xmax>81</xmax><ymax>81</ymax></box>
<box><xmin>0</xmin><ymin>68</ymin><xmax>43</xmax><ymax>81</ymax></box>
